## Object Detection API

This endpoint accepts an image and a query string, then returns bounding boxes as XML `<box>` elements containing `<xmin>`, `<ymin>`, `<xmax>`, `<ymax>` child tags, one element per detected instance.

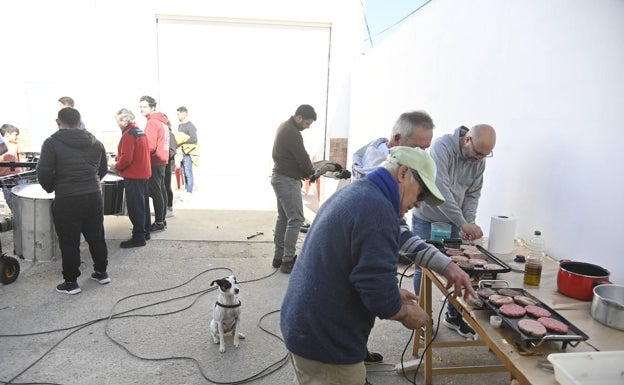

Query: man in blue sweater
<box><xmin>352</xmin><ymin>110</ymin><xmax>476</xmax><ymax>361</ymax></box>
<box><xmin>281</xmin><ymin>146</ymin><xmax>444</xmax><ymax>385</ymax></box>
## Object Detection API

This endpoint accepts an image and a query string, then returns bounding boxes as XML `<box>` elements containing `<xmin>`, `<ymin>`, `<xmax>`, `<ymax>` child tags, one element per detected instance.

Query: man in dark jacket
<box><xmin>270</xmin><ymin>104</ymin><xmax>316</xmax><ymax>273</ymax></box>
<box><xmin>37</xmin><ymin>107</ymin><xmax>109</xmax><ymax>295</ymax></box>
<box><xmin>112</xmin><ymin>108</ymin><xmax>151</xmax><ymax>248</ymax></box>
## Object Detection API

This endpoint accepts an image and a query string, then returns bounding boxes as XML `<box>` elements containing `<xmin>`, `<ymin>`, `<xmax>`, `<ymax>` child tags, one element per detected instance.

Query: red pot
<box><xmin>557</xmin><ymin>261</ymin><xmax>611</xmax><ymax>301</ymax></box>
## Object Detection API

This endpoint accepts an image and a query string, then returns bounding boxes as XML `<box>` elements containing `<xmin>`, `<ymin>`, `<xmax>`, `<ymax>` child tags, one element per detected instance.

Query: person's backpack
<box><xmin>168</xmin><ymin>131</ymin><xmax>178</xmax><ymax>161</ymax></box>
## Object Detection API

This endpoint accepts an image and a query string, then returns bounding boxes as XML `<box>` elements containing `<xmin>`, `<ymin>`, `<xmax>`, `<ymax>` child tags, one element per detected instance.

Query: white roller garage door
<box><xmin>156</xmin><ymin>17</ymin><xmax>331</xmax><ymax>181</ymax></box>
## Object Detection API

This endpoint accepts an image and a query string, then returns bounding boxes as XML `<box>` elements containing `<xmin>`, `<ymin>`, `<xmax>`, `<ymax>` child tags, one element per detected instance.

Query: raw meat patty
<box><xmin>538</xmin><ymin>317</ymin><xmax>569</xmax><ymax>334</ymax></box>
<box><xmin>498</xmin><ymin>288</ymin><xmax>522</xmax><ymax>297</ymax></box>
<box><xmin>525</xmin><ymin>305</ymin><xmax>551</xmax><ymax>318</ymax></box>
<box><xmin>468</xmin><ymin>258</ymin><xmax>487</xmax><ymax>266</ymax></box>
<box><xmin>445</xmin><ymin>248</ymin><xmax>464</xmax><ymax>256</ymax></box>
<box><xmin>484</xmin><ymin>263</ymin><xmax>501</xmax><ymax>270</ymax></box>
<box><xmin>518</xmin><ymin>319</ymin><xmax>547</xmax><ymax>337</ymax></box>
<box><xmin>464</xmin><ymin>251</ymin><xmax>486</xmax><ymax>259</ymax></box>
<box><xmin>477</xmin><ymin>287</ymin><xmax>497</xmax><ymax>298</ymax></box>
<box><xmin>451</xmin><ymin>255</ymin><xmax>470</xmax><ymax>262</ymax></box>
<box><xmin>513</xmin><ymin>295</ymin><xmax>537</xmax><ymax>306</ymax></box>
<box><xmin>489</xmin><ymin>294</ymin><xmax>514</xmax><ymax>306</ymax></box>
<box><xmin>456</xmin><ymin>261</ymin><xmax>473</xmax><ymax>270</ymax></box>
<box><xmin>499</xmin><ymin>303</ymin><xmax>527</xmax><ymax>317</ymax></box>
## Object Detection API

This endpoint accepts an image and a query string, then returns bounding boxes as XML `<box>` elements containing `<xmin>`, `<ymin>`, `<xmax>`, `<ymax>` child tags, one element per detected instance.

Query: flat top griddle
<box><xmin>477</xmin><ymin>281</ymin><xmax>589</xmax><ymax>349</ymax></box>
<box><xmin>428</xmin><ymin>240</ymin><xmax>511</xmax><ymax>278</ymax></box>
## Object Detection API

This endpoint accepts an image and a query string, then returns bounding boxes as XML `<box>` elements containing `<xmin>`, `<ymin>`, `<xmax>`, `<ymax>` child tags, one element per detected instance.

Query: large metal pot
<box><xmin>591</xmin><ymin>284</ymin><xmax>624</xmax><ymax>331</ymax></box>
<box><xmin>557</xmin><ymin>261</ymin><xmax>611</xmax><ymax>301</ymax></box>
<box><xmin>11</xmin><ymin>183</ymin><xmax>60</xmax><ymax>262</ymax></box>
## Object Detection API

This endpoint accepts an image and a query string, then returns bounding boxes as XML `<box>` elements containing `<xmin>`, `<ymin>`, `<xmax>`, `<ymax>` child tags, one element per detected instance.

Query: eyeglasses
<box><xmin>469</xmin><ymin>137</ymin><xmax>493</xmax><ymax>158</ymax></box>
<box><xmin>410</xmin><ymin>169</ymin><xmax>432</xmax><ymax>202</ymax></box>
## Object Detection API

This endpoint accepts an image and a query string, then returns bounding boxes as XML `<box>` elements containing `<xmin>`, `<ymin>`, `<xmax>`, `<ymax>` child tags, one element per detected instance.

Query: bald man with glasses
<box><xmin>411</xmin><ymin>123</ymin><xmax>496</xmax><ymax>338</ymax></box>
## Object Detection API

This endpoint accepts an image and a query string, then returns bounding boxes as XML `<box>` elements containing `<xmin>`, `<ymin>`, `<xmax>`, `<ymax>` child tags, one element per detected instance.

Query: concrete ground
<box><xmin>0</xmin><ymin>173</ymin><xmax>511</xmax><ymax>385</ymax></box>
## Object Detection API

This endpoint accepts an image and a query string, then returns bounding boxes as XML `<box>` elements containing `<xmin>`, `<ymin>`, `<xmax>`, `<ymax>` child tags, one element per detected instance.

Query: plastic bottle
<box><xmin>524</xmin><ymin>230</ymin><xmax>545</xmax><ymax>285</ymax></box>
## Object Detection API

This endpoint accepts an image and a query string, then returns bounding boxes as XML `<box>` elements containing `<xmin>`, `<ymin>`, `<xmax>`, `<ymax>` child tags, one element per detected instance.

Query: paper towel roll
<box><xmin>488</xmin><ymin>215</ymin><xmax>517</xmax><ymax>254</ymax></box>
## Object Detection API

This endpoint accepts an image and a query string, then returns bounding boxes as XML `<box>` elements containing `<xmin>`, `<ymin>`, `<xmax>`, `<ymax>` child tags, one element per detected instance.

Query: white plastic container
<box><xmin>547</xmin><ymin>351</ymin><xmax>624</xmax><ymax>385</ymax></box>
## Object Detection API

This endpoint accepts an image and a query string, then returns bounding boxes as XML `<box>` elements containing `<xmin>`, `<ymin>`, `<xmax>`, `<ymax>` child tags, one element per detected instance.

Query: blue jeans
<box><xmin>182</xmin><ymin>155</ymin><xmax>194</xmax><ymax>193</ymax></box>
<box><xmin>271</xmin><ymin>173</ymin><xmax>304</xmax><ymax>261</ymax></box>
<box><xmin>3</xmin><ymin>179</ymin><xmax>27</xmax><ymax>213</ymax></box>
<box><xmin>411</xmin><ymin>214</ymin><xmax>462</xmax><ymax>318</ymax></box>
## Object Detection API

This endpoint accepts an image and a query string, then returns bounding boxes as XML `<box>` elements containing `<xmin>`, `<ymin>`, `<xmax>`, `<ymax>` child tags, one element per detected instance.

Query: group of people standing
<box><xmin>271</xmin><ymin>106</ymin><xmax>497</xmax><ymax>384</ymax></box>
<box><xmin>32</xmin><ymin>96</ymin><xmax>198</xmax><ymax>295</ymax></box>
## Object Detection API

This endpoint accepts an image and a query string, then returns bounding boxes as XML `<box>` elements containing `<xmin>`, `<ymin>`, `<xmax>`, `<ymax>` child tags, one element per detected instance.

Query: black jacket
<box><xmin>37</xmin><ymin>129</ymin><xmax>107</xmax><ymax>198</ymax></box>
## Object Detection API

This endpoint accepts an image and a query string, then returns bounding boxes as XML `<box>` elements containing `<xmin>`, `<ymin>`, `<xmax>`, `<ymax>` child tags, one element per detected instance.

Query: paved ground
<box><xmin>0</xmin><ymin>176</ymin><xmax>512</xmax><ymax>385</ymax></box>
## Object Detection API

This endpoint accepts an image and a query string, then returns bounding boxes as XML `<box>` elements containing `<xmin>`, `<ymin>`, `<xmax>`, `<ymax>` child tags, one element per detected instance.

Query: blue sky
<box><xmin>361</xmin><ymin>0</ymin><xmax>430</xmax><ymax>52</ymax></box>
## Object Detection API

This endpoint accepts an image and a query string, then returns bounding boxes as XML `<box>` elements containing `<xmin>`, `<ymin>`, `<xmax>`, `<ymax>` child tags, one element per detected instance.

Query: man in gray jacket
<box><xmin>412</xmin><ymin>124</ymin><xmax>496</xmax><ymax>338</ymax></box>
<box><xmin>37</xmin><ymin>107</ymin><xmax>109</xmax><ymax>295</ymax></box>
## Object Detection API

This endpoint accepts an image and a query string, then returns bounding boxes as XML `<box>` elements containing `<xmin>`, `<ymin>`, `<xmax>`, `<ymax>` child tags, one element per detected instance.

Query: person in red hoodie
<box><xmin>112</xmin><ymin>108</ymin><xmax>152</xmax><ymax>248</ymax></box>
<box><xmin>139</xmin><ymin>95</ymin><xmax>170</xmax><ymax>232</ymax></box>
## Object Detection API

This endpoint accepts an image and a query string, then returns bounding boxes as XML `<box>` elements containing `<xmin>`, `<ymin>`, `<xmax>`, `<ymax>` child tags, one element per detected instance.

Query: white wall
<box><xmin>350</xmin><ymin>0</ymin><xmax>624</xmax><ymax>284</ymax></box>
<box><xmin>0</xmin><ymin>0</ymin><xmax>362</xmax><ymax>158</ymax></box>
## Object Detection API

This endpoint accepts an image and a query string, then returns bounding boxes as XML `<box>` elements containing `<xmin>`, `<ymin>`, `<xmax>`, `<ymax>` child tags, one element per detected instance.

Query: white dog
<box><xmin>209</xmin><ymin>275</ymin><xmax>244</xmax><ymax>353</ymax></box>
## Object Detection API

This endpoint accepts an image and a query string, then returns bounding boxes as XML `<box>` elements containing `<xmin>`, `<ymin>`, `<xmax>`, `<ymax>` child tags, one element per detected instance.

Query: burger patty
<box><xmin>451</xmin><ymin>255</ymin><xmax>470</xmax><ymax>262</ymax></box>
<box><xmin>518</xmin><ymin>319</ymin><xmax>547</xmax><ymax>337</ymax></box>
<box><xmin>525</xmin><ymin>305</ymin><xmax>551</xmax><ymax>318</ymax></box>
<box><xmin>499</xmin><ymin>303</ymin><xmax>527</xmax><ymax>317</ymax></box>
<box><xmin>538</xmin><ymin>317</ymin><xmax>569</xmax><ymax>334</ymax></box>
<box><xmin>477</xmin><ymin>287</ymin><xmax>497</xmax><ymax>298</ymax></box>
<box><xmin>489</xmin><ymin>294</ymin><xmax>514</xmax><ymax>306</ymax></box>
<box><xmin>513</xmin><ymin>295</ymin><xmax>537</xmax><ymax>306</ymax></box>
<box><xmin>445</xmin><ymin>248</ymin><xmax>464</xmax><ymax>256</ymax></box>
<box><xmin>456</xmin><ymin>261</ymin><xmax>473</xmax><ymax>270</ymax></box>
<box><xmin>468</xmin><ymin>258</ymin><xmax>487</xmax><ymax>266</ymax></box>
<box><xmin>464</xmin><ymin>251</ymin><xmax>486</xmax><ymax>259</ymax></box>
<box><xmin>497</xmin><ymin>288</ymin><xmax>523</xmax><ymax>297</ymax></box>
<box><xmin>483</xmin><ymin>263</ymin><xmax>502</xmax><ymax>270</ymax></box>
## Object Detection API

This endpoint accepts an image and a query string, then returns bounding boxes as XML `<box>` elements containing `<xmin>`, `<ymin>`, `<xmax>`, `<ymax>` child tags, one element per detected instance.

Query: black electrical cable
<box><xmin>396</xmin><ymin>261</ymin><xmax>457</xmax><ymax>384</ymax></box>
<box><xmin>1</xmin><ymin>266</ymin><xmax>287</xmax><ymax>385</ymax></box>
<box><xmin>103</xmin><ymin>268</ymin><xmax>288</xmax><ymax>384</ymax></box>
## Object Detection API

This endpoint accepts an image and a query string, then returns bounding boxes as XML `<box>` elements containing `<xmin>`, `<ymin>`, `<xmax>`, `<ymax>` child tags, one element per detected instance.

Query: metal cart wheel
<box><xmin>0</xmin><ymin>254</ymin><xmax>20</xmax><ymax>284</ymax></box>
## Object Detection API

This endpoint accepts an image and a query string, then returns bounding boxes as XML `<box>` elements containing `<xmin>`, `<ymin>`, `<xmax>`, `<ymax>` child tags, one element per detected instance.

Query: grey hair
<box><xmin>116</xmin><ymin>108</ymin><xmax>136</xmax><ymax>124</ymax></box>
<box><xmin>390</xmin><ymin>110</ymin><xmax>434</xmax><ymax>145</ymax></box>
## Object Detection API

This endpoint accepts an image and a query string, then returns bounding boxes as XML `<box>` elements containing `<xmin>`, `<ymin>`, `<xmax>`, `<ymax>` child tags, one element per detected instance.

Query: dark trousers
<box><xmin>148</xmin><ymin>164</ymin><xmax>167</xmax><ymax>223</ymax></box>
<box><xmin>164</xmin><ymin>158</ymin><xmax>173</xmax><ymax>207</ymax></box>
<box><xmin>51</xmin><ymin>192</ymin><xmax>108</xmax><ymax>282</ymax></box>
<box><xmin>124</xmin><ymin>178</ymin><xmax>149</xmax><ymax>240</ymax></box>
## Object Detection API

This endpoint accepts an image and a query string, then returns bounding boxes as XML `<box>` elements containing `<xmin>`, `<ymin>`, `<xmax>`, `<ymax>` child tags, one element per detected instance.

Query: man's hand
<box><xmin>390</xmin><ymin>289</ymin><xmax>431</xmax><ymax>330</ymax></box>
<box><xmin>460</xmin><ymin>223</ymin><xmax>483</xmax><ymax>241</ymax></box>
<box><xmin>399</xmin><ymin>288</ymin><xmax>420</xmax><ymax>304</ymax></box>
<box><xmin>442</xmin><ymin>263</ymin><xmax>476</xmax><ymax>301</ymax></box>
<box><xmin>390</xmin><ymin>298</ymin><xmax>431</xmax><ymax>330</ymax></box>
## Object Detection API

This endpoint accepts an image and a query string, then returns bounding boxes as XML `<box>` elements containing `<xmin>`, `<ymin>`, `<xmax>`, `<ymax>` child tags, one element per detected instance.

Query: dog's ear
<box><xmin>210</xmin><ymin>280</ymin><xmax>219</xmax><ymax>287</ymax></box>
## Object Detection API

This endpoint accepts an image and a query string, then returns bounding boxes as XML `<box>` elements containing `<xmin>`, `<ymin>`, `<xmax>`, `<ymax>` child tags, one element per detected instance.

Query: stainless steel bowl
<box><xmin>590</xmin><ymin>284</ymin><xmax>624</xmax><ymax>331</ymax></box>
